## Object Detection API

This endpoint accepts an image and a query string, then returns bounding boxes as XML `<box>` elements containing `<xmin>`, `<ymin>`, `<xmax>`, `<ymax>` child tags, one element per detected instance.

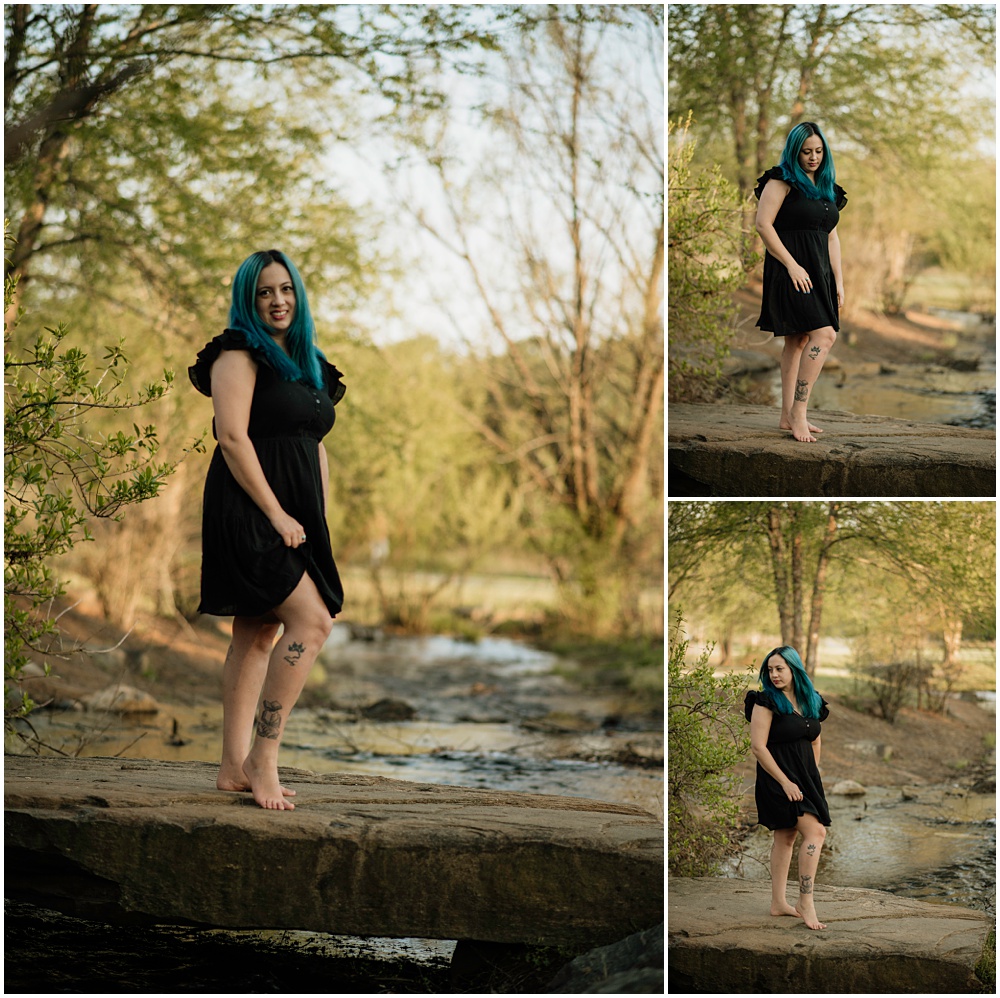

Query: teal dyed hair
<box><xmin>758</xmin><ymin>646</ymin><xmax>824</xmax><ymax>719</ymax></box>
<box><xmin>778</xmin><ymin>121</ymin><xmax>837</xmax><ymax>202</ymax></box>
<box><xmin>228</xmin><ymin>249</ymin><xmax>324</xmax><ymax>389</ymax></box>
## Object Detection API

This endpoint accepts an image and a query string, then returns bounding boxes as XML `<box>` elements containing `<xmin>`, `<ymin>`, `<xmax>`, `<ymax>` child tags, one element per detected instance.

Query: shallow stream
<box><xmin>13</xmin><ymin>628</ymin><xmax>663</xmax><ymax>818</ymax></box>
<box><xmin>724</xmin><ymin>786</ymin><xmax>996</xmax><ymax>915</ymax></box>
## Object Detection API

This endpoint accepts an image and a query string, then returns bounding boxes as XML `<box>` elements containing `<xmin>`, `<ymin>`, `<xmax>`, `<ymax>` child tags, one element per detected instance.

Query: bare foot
<box><xmin>217</xmin><ymin>765</ymin><xmax>295</xmax><ymax>797</ymax></box>
<box><xmin>770</xmin><ymin>901</ymin><xmax>800</xmax><ymax>917</ymax></box>
<box><xmin>780</xmin><ymin>416</ymin><xmax>822</xmax><ymax>433</ymax></box>
<box><xmin>241</xmin><ymin>756</ymin><xmax>295</xmax><ymax>810</ymax></box>
<box><xmin>787</xmin><ymin>414</ymin><xmax>817</xmax><ymax>442</ymax></box>
<box><xmin>795</xmin><ymin>903</ymin><xmax>827</xmax><ymax>930</ymax></box>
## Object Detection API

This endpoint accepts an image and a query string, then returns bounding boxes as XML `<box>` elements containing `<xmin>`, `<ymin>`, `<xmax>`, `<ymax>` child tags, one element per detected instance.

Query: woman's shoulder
<box><xmin>833</xmin><ymin>184</ymin><xmax>848</xmax><ymax>210</ymax></box>
<box><xmin>744</xmin><ymin>689</ymin><xmax>778</xmax><ymax>721</ymax></box>
<box><xmin>188</xmin><ymin>329</ymin><xmax>264</xmax><ymax>397</ymax></box>
<box><xmin>817</xmin><ymin>694</ymin><xmax>830</xmax><ymax>722</ymax></box>
<box><xmin>320</xmin><ymin>355</ymin><xmax>347</xmax><ymax>406</ymax></box>
<box><xmin>754</xmin><ymin>165</ymin><xmax>790</xmax><ymax>201</ymax></box>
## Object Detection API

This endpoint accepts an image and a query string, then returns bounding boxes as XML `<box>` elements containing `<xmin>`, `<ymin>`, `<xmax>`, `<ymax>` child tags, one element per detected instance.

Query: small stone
<box><xmin>85</xmin><ymin>684</ymin><xmax>159</xmax><ymax>714</ymax></box>
<box><xmin>361</xmin><ymin>697</ymin><xmax>416</xmax><ymax>721</ymax></box>
<box><xmin>830</xmin><ymin>779</ymin><xmax>867</xmax><ymax>796</ymax></box>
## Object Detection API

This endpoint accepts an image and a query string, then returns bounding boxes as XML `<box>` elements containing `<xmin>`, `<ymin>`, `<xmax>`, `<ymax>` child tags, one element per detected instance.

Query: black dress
<box><xmin>755</xmin><ymin>166</ymin><xmax>848</xmax><ymax>337</ymax></box>
<box><xmin>188</xmin><ymin>329</ymin><xmax>346</xmax><ymax>619</ymax></box>
<box><xmin>744</xmin><ymin>690</ymin><xmax>831</xmax><ymax>830</ymax></box>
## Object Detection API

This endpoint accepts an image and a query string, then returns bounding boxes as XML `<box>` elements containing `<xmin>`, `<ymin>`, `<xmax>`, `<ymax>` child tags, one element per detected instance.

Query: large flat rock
<box><xmin>5</xmin><ymin>756</ymin><xmax>662</xmax><ymax>948</ymax></box>
<box><xmin>668</xmin><ymin>403</ymin><xmax>995</xmax><ymax>496</ymax></box>
<box><xmin>668</xmin><ymin>877</ymin><xmax>992</xmax><ymax>994</ymax></box>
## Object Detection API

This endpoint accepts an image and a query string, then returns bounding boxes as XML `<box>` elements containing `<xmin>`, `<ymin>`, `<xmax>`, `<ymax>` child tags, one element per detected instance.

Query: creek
<box><xmin>13</xmin><ymin>627</ymin><xmax>663</xmax><ymax>818</ymax></box>
<box><xmin>724</xmin><ymin>786</ymin><xmax>996</xmax><ymax>916</ymax></box>
<box><xmin>5</xmin><ymin>628</ymin><xmax>663</xmax><ymax>994</ymax></box>
<box><xmin>748</xmin><ymin>315</ymin><xmax>997</xmax><ymax>429</ymax></box>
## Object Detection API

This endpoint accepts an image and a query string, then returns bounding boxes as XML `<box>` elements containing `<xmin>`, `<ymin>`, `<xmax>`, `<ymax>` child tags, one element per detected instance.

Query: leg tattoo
<box><xmin>794</xmin><ymin>379</ymin><xmax>810</xmax><ymax>401</ymax></box>
<box><xmin>806</xmin><ymin>843</ymin><xmax>817</xmax><ymax>855</ymax></box>
<box><xmin>283</xmin><ymin>641</ymin><xmax>306</xmax><ymax>666</ymax></box>
<box><xmin>808</xmin><ymin>345</ymin><xmax>821</xmax><ymax>359</ymax></box>
<box><xmin>256</xmin><ymin>699</ymin><xmax>283</xmax><ymax>740</ymax></box>
<box><xmin>800</xmin><ymin>874</ymin><xmax>814</xmax><ymax>895</ymax></box>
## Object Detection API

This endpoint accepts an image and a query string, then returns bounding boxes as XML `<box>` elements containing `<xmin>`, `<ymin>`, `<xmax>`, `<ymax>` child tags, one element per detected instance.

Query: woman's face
<box><xmin>798</xmin><ymin>135</ymin><xmax>824</xmax><ymax>177</ymax></box>
<box><xmin>255</xmin><ymin>261</ymin><xmax>296</xmax><ymax>334</ymax></box>
<box><xmin>766</xmin><ymin>655</ymin><xmax>793</xmax><ymax>691</ymax></box>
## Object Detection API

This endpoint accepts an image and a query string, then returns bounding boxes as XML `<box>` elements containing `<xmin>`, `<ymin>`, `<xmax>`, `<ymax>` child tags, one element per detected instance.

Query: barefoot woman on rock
<box><xmin>755</xmin><ymin>122</ymin><xmax>847</xmax><ymax>442</ymax></box>
<box><xmin>189</xmin><ymin>249</ymin><xmax>346</xmax><ymax>810</ymax></box>
<box><xmin>745</xmin><ymin>646</ymin><xmax>831</xmax><ymax>930</ymax></box>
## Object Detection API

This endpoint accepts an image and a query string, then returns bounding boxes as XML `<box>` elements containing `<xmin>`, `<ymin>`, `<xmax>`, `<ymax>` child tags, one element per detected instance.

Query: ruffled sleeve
<box><xmin>322</xmin><ymin>358</ymin><xmax>346</xmax><ymax>406</ymax></box>
<box><xmin>834</xmin><ymin>185</ymin><xmax>848</xmax><ymax>210</ymax></box>
<box><xmin>817</xmin><ymin>696</ymin><xmax>830</xmax><ymax>722</ymax></box>
<box><xmin>753</xmin><ymin>166</ymin><xmax>787</xmax><ymax>201</ymax></box>
<box><xmin>188</xmin><ymin>328</ymin><xmax>268</xmax><ymax>398</ymax></box>
<box><xmin>744</xmin><ymin>689</ymin><xmax>777</xmax><ymax>722</ymax></box>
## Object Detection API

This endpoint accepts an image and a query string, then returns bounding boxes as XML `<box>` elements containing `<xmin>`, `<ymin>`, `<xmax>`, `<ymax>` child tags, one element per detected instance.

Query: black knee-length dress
<box><xmin>744</xmin><ymin>690</ymin><xmax>831</xmax><ymax>830</ymax></box>
<box><xmin>755</xmin><ymin>166</ymin><xmax>848</xmax><ymax>337</ymax></box>
<box><xmin>189</xmin><ymin>328</ymin><xmax>346</xmax><ymax>619</ymax></box>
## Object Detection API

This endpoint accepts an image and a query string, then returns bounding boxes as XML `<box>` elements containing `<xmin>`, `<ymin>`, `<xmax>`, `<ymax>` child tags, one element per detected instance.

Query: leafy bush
<box><xmin>668</xmin><ymin>611</ymin><xmax>752</xmax><ymax>876</ymax></box>
<box><xmin>4</xmin><ymin>232</ymin><xmax>186</xmax><ymax>724</ymax></box>
<box><xmin>667</xmin><ymin>115</ymin><xmax>759</xmax><ymax>402</ymax></box>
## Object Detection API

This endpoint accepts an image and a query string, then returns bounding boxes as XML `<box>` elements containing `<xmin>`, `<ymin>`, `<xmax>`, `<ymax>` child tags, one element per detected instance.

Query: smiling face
<box><xmin>255</xmin><ymin>261</ymin><xmax>296</xmax><ymax>334</ymax></box>
<box><xmin>766</xmin><ymin>654</ymin><xmax>793</xmax><ymax>691</ymax></box>
<box><xmin>798</xmin><ymin>134</ymin><xmax>824</xmax><ymax>178</ymax></box>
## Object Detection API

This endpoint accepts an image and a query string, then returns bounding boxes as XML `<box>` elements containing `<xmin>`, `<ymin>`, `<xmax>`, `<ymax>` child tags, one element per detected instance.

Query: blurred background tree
<box><xmin>4</xmin><ymin>4</ymin><xmax>663</xmax><ymax>642</ymax></box>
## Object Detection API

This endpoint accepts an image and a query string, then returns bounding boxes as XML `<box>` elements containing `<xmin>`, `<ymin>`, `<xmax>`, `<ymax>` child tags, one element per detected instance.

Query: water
<box><xmin>11</xmin><ymin>629</ymin><xmax>663</xmax><ymax>818</ymax></box>
<box><xmin>751</xmin><ymin>363</ymin><xmax>996</xmax><ymax>428</ymax></box>
<box><xmin>725</xmin><ymin>786</ymin><xmax>996</xmax><ymax>914</ymax></box>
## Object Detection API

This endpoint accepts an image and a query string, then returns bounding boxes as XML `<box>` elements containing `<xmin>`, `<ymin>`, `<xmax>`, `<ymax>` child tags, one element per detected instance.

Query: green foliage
<box><xmin>667</xmin><ymin>612</ymin><xmax>752</xmax><ymax>877</ymax></box>
<box><xmin>668</xmin><ymin>117</ymin><xmax>758</xmax><ymax>402</ymax></box>
<box><xmin>974</xmin><ymin>928</ymin><xmax>995</xmax><ymax>992</ymax></box>
<box><xmin>4</xmin><ymin>235</ymin><xmax>182</xmax><ymax>724</ymax></box>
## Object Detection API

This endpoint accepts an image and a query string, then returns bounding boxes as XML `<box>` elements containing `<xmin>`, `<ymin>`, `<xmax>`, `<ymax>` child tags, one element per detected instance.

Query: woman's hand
<box><xmin>269</xmin><ymin>510</ymin><xmax>308</xmax><ymax>548</ymax></box>
<box><xmin>836</xmin><ymin>284</ymin><xmax>845</xmax><ymax>308</ymax></box>
<box><xmin>781</xmin><ymin>781</ymin><xmax>804</xmax><ymax>802</ymax></box>
<box><xmin>786</xmin><ymin>262</ymin><xmax>813</xmax><ymax>294</ymax></box>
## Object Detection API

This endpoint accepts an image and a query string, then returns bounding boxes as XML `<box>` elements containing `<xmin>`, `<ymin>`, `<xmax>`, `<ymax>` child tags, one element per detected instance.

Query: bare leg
<box><xmin>787</xmin><ymin>326</ymin><xmax>837</xmax><ymax>443</ymax></box>
<box><xmin>217</xmin><ymin>615</ymin><xmax>283</xmax><ymax>792</ymax></box>
<box><xmin>794</xmin><ymin>813</ymin><xmax>828</xmax><ymax>929</ymax></box>
<box><xmin>778</xmin><ymin>334</ymin><xmax>823</xmax><ymax>435</ymax></box>
<box><xmin>769</xmin><ymin>827</ymin><xmax>800</xmax><ymax>916</ymax></box>
<box><xmin>242</xmin><ymin>572</ymin><xmax>333</xmax><ymax>809</ymax></box>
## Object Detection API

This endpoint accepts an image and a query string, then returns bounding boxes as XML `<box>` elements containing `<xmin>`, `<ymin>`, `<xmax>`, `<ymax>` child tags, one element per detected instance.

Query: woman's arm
<box><xmin>318</xmin><ymin>441</ymin><xmax>329</xmax><ymax>515</ymax></box>
<box><xmin>755</xmin><ymin>179</ymin><xmax>812</xmax><ymax>293</ymax></box>
<box><xmin>828</xmin><ymin>227</ymin><xmax>844</xmax><ymax>307</ymax></box>
<box><xmin>750</xmin><ymin>704</ymin><xmax>801</xmax><ymax>800</ymax></box>
<box><xmin>211</xmin><ymin>349</ymin><xmax>306</xmax><ymax>548</ymax></box>
<box><xmin>812</xmin><ymin>732</ymin><xmax>822</xmax><ymax>768</ymax></box>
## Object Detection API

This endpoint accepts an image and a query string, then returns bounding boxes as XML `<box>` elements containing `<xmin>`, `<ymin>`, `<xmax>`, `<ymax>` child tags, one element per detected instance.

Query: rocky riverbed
<box><xmin>5</xmin><ymin>608</ymin><xmax>663</xmax><ymax>994</ymax></box>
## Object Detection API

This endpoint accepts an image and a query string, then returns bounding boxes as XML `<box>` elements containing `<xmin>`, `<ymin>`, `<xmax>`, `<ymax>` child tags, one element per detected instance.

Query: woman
<box><xmin>189</xmin><ymin>249</ymin><xmax>346</xmax><ymax>810</ymax></box>
<box><xmin>755</xmin><ymin>121</ymin><xmax>847</xmax><ymax>443</ymax></box>
<box><xmin>744</xmin><ymin>646</ymin><xmax>830</xmax><ymax>930</ymax></box>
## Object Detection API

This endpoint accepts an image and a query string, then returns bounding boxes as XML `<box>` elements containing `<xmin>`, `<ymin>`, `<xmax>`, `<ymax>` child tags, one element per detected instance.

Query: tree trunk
<box><xmin>766</xmin><ymin>506</ymin><xmax>793</xmax><ymax>645</ymax></box>
<box><xmin>941</xmin><ymin>615</ymin><xmax>963</xmax><ymax>669</ymax></box>
<box><xmin>791</xmin><ymin>522</ymin><xmax>804</xmax><ymax>652</ymax></box>
<box><xmin>805</xmin><ymin>502</ymin><xmax>839</xmax><ymax>675</ymax></box>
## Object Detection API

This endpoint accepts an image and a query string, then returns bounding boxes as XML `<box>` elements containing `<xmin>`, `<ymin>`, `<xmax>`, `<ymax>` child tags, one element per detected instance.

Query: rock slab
<box><xmin>668</xmin><ymin>403</ymin><xmax>995</xmax><ymax>497</ymax></box>
<box><xmin>668</xmin><ymin>877</ymin><xmax>992</xmax><ymax>994</ymax></box>
<box><xmin>5</xmin><ymin>756</ymin><xmax>662</xmax><ymax>949</ymax></box>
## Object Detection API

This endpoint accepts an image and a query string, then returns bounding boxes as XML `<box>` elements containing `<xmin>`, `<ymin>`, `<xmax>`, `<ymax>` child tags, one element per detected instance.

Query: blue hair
<box><xmin>777</xmin><ymin>121</ymin><xmax>837</xmax><ymax>202</ymax></box>
<box><xmin>228</xmin><ymin>249</ymin><xmax>324</xmax><ymax>389</ymax></box>
<box><xmin>758</xmin><ymin>646</ymin><xmax>824</xmax><ymax>719</ymax></box>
